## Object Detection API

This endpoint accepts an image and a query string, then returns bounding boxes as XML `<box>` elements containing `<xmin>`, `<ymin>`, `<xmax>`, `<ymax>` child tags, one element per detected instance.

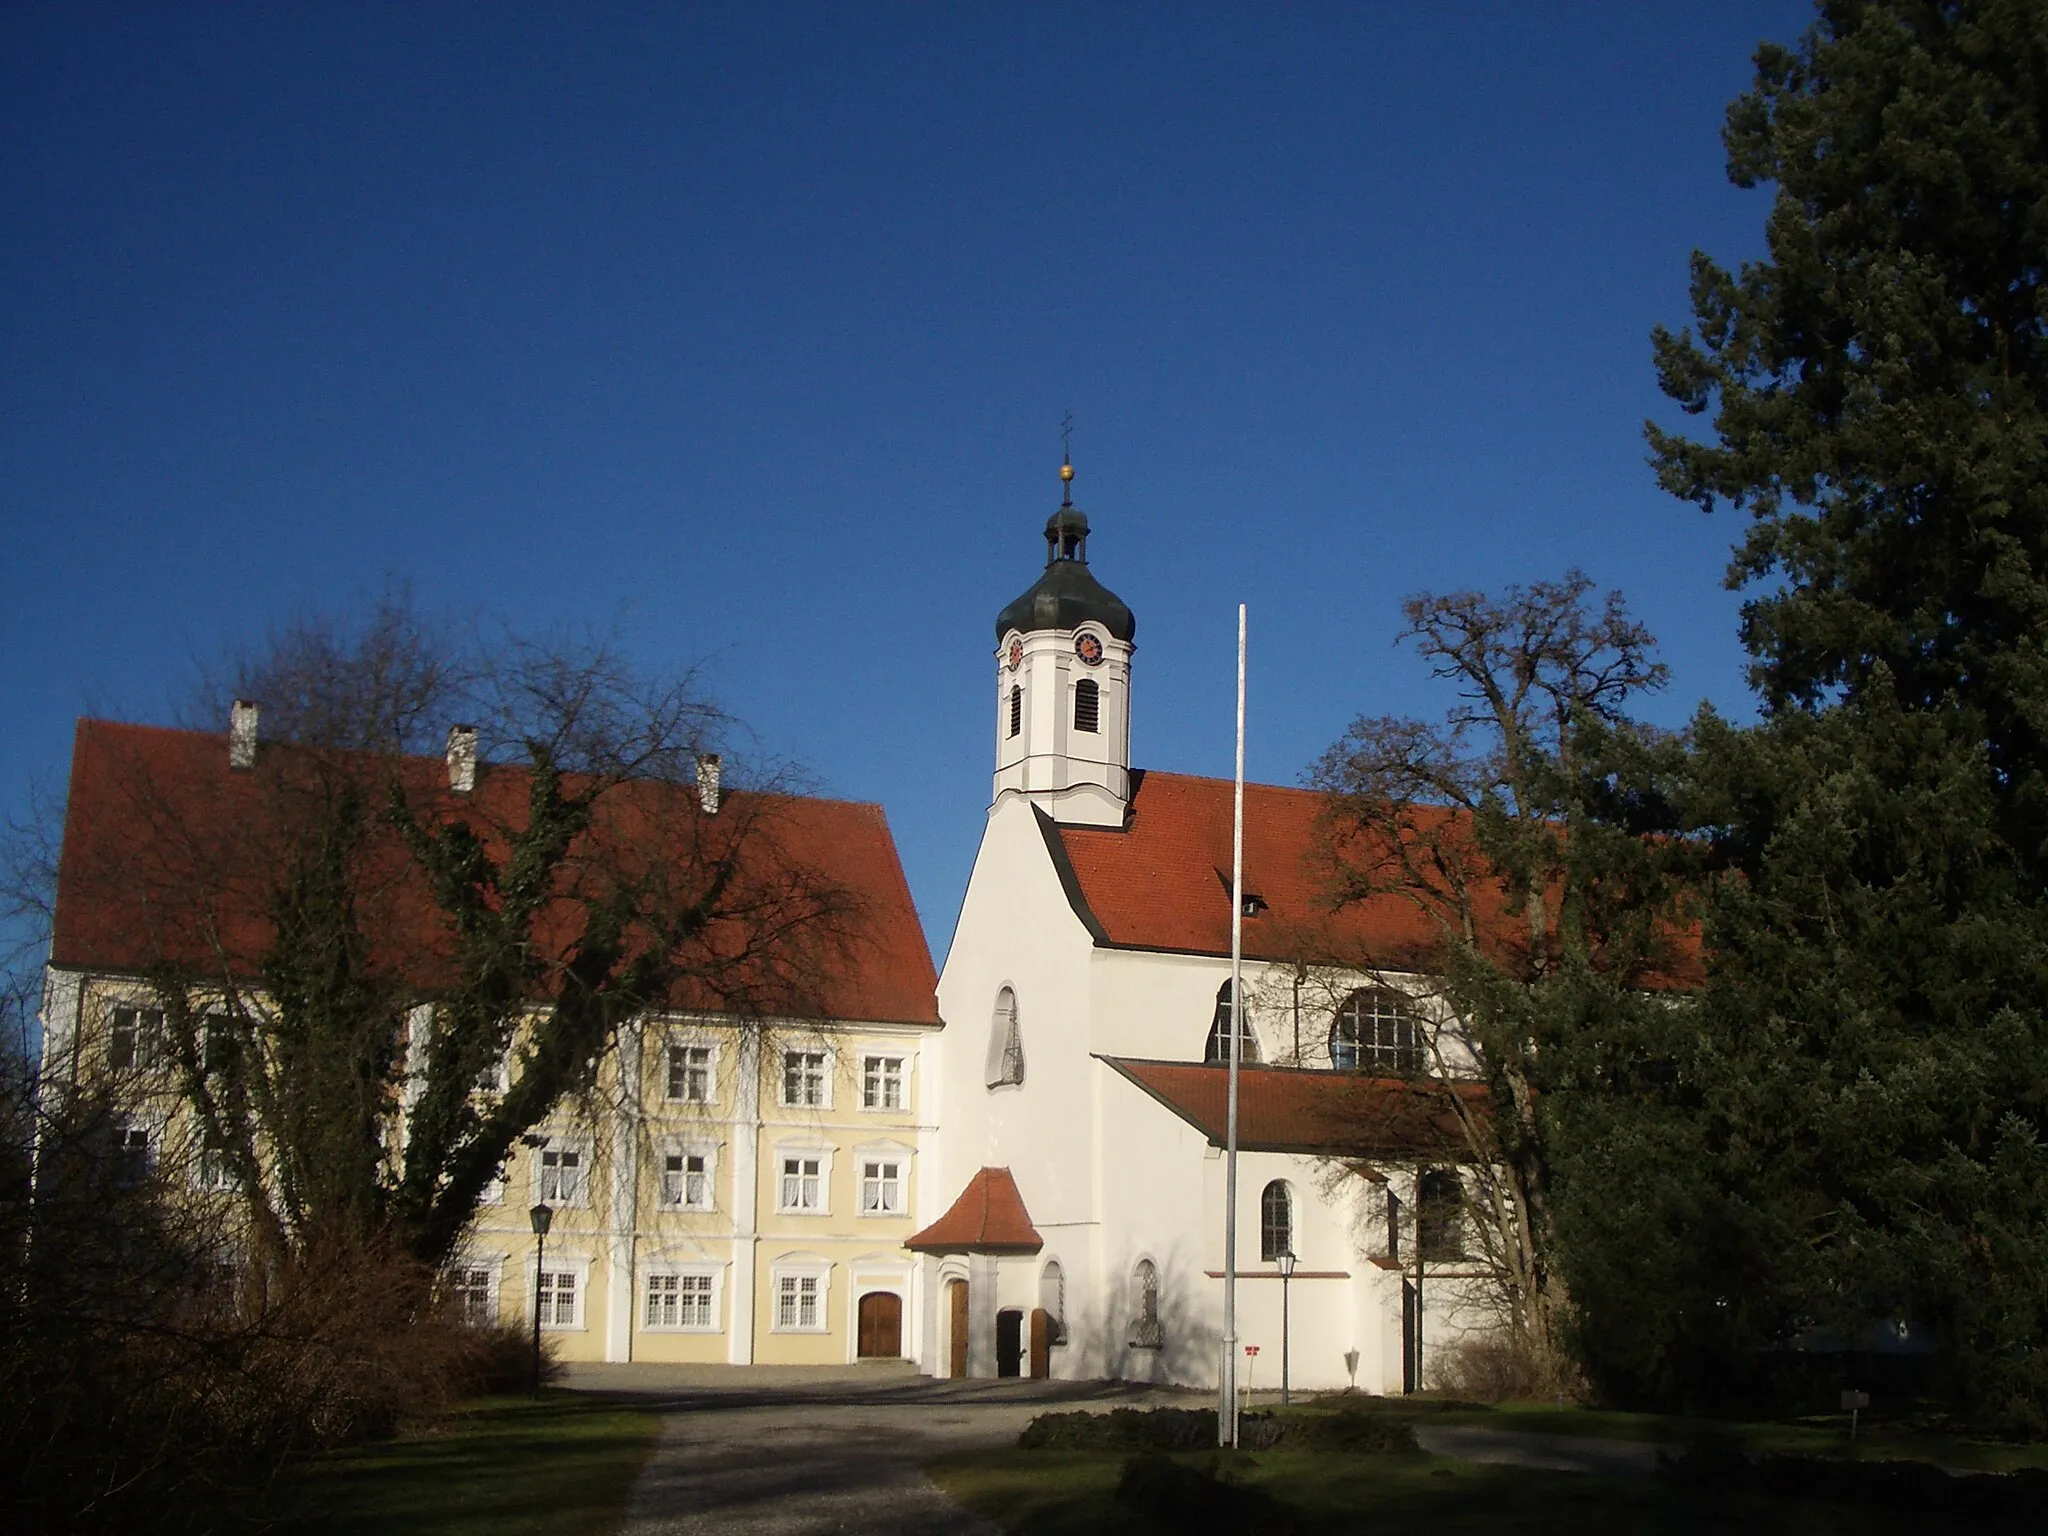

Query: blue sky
<box><xmin>2</xmin><ymin>3</ymin><xmax>1812</xmax><ymax>962</ymax></box>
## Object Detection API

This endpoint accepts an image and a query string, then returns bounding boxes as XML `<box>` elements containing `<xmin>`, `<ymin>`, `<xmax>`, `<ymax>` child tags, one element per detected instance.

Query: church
<box><xmin>907</xmin><ymin>463</ymin><xmax>1491</xmax><ymax>1394</ymax></box>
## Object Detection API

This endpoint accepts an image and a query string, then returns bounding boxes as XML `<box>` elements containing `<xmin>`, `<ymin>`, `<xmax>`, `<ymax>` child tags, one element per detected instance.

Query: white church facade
<box><xmin>908</xmin><ymin>467</ymin><xmax>1492</xmax><ymax>1394</ymax></box>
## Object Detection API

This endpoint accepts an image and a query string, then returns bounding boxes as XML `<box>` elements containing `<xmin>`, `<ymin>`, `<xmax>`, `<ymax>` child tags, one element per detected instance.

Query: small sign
<box><xmin>1244</xmin><ymin>1344</ymin><xmax>1260</xmax><ymax>1356</ymax></box>
<box><xmin>1841</xmin><ymin>1390</ymin><xmax>1870</xmax><ymax>1411</ymax></box>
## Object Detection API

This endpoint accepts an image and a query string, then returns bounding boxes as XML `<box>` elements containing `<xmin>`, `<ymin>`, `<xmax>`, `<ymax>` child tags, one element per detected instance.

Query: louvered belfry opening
<box><xmin>1009</xmin><ymin>685</ymin><xmax>1022</xmax><ymax>738</ymax></box>
<box><xmin>1073</xmin><ymin>678</ymin><xmax>1100</xmax><ymax>733</ymax></box>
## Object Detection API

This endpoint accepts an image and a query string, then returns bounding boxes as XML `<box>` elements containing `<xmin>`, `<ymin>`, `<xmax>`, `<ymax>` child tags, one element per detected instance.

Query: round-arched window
<box><xmin>1128</xmin><ymin>1259</ymin><xmax>1162</xmax><ymax>1349</ymax></box>
<box><xmin>986</xmin><ymin>987</ymin><xmax>1025</xmax><ymax>1088</ymax></box>
<box><xmin>1330</xmin><ymin>988</ymin><xmax>1420</xmax><ymax>1074</ymax></box>
<box><xmin>1203</xmin><ymin>980</ymin><xmax>1260</xmax><ymax>1065</ymax></box>
<box><xmin>1260</xmin><ymin>1180</ymin><xmax>1293</xmax><ymax>1262</ymax></box>
<box><xmin>1039</xmin><ymin>1259</ymin><xmax>1066</xmax><ymax>1344</ymax></box>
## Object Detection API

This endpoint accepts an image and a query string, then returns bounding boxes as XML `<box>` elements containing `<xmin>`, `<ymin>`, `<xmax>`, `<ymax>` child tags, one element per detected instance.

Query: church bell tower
<box><xmin>991</xmin><ymin>457</ymin><xmax>1135</xmax><ymax>828</ymax></box>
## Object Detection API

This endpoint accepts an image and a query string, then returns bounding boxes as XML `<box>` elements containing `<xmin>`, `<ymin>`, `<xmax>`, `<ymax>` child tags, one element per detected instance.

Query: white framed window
<box><xmin>771</xmin><ymin>1265</ymin><xmax>829</xmax><ymax>1332</ymax></box>
<box><xmin>779</xmin><ymin>1154</ymin><xmax>825</xmax><ymax>1213</ymax></box>
<box><xmin>448</xmin><ymin>1259</ymin><xmax>501</xmax><ymax>1325</ymax></box>
<box><xmin>780</xmin><ymin>1049</ymin><xmax>830</xmax><ymax>1108</ymax></box>
<box><xmin>112</xmin><ymin>1118</ymin><xmax>153</xmax><ymax>1188</ymax></box>
<box><xmin>643</xmin><ymin>1268</ymin><xmax>719</xmax><ymax>1331</ymax></box>
<box><xmin>859</xmin><ymin>1158</ymin><xmax>903</xmax><ymax>1216</ymax></box>
<box><xmin>860</xmin><ymin>1053</ymin><xmax>907</xmax><ymax>1111</ymax></box>
<box><xmin>1330</xmin><ymin>989</ymin><xmax>1422</xmax><ymax>1074</ymax></box>
<box><xmin>479</xmin><ymin>1158</ymin><xmax>507</xmax><ymax>1207</ymax></box>
<box><xmin>665</xmin><ymin>1042</ymin><xmax>715</xmax><ymax>1104</ymax></box>
<box><xmin>195</xmin><ymin>1142</ymin><xmax>238</xmax><ymax>1192</ymax></box>
<box><xmin>107</xmin><ymin>1005</ymin><xmax>164</xmax><ymax>1072</ymax></box>
<box><xmin>534</xmin><ymin>1139</ymin><xmax>589</xmax><ymax>1207</ymax></box>
<box><xmin>534</xmin><ymin>1261</ymin><xmax>588</xmax><ymax>1330</ymax></box>
<box><xmin>657</xmin><ymin>1143</ymin><xmax>715</xmax><ymax>1211</ymax></box>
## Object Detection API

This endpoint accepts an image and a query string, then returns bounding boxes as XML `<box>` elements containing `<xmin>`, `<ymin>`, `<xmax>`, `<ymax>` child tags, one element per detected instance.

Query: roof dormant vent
<box><xmin>229</xmin><ymin>700</ymin><xmax>259</xmax><ymax>771</ymax></box>
<box><xmin>446</xmin><ymin>725</ymin><xmax>478</xmax><ymax>794</ymax></box>
<box><xmin>696</xmin><ymin>753</ymin><xmax>722</xmax><ymax>816</ymax></box>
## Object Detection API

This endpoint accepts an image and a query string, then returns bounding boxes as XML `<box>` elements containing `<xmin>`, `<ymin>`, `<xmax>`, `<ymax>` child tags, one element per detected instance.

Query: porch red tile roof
<box><xmin>906</xmin><ymin>1166</ymin><xmax>1043</xmax><ymax>1254</ymax></box>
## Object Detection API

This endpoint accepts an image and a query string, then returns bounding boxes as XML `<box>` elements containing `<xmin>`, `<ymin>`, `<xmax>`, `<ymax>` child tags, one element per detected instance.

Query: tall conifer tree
<box><xmin>1607</xmin><ymin>0</ymin><xmax>2048</xmax><ymax>1423</ymax></box>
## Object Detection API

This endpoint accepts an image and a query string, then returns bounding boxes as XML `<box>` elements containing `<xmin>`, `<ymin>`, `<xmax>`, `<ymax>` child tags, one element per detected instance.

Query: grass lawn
<box><xmin>1415</xmin><ymin>1399</ymin><xmax>2048</xmax><ymax>1473</ymax></box>
<box><xmin>926</xmin><ymin>1445</ymin><xmax>2025</xmax><ymax>1534</ymax></box>
<box><xmin>272</xmin><ymin>1392</ymin><xmax>661</xmax><ymax>1536</ymax></box>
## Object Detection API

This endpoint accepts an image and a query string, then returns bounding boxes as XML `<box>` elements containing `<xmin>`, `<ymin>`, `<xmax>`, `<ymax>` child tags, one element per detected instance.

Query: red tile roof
<box><xmin>1101</xmin><ymin>1056</ymin><xmax>1494</xmax><ymax>1160</ymax></box>
<box><xmin>906</xmin><ymin>1166</ymin><xmax>1043</xmax><ymax>1253</ymax></box>
<box><xmin>52</xmin><ymin>718</ymin><xmax>939</xmax><ymax>1026</ymax></box>
<box><xmin>1049</xmin><ymin>770</ymin><xmax>1700</xmax><ymax>985</ymax></box>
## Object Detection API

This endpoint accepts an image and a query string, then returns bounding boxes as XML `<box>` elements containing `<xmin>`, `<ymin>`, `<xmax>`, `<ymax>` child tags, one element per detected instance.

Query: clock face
<box><xmin>1008</xmin><ymin>639</ymin><xmax>1024</xmax><ymax>670</ymax></box>
<box><xmin>1075</xmin><ymin>632</ymin><xmax>1104</xmax><ymax>666</ymax></box>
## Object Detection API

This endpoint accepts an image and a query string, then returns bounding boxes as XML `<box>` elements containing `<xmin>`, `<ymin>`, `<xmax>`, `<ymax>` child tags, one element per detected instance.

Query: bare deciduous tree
<box><xmin>59</xmin><ymin>598</ymin><xmax>859</xmax><ymax>1273</ymax></box>
<box><xmin>1307</xmin><ymin>570</ymin><xmax>1688</xmax><ymax>1391</ymax></box>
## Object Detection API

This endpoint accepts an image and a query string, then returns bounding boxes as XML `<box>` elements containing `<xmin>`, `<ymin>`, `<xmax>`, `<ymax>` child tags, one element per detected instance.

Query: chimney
<box><xmin>229</xmin><ymin>700</ymin><xmax>259</xmax><ymax>771</ymax></box>
<box><xmin>696</xmin><ymin>753</ymin><xmax>722</xmax><ymax>816</ymax></box>
<box><xmin>446</xmin><ymin>725</ymin><xmax>478</xmax><ymax>794</ymax></box>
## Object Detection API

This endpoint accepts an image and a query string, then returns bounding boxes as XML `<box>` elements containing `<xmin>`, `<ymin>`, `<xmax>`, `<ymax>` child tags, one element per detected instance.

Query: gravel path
<box><xmin>566</xmin><ymin>1363</ymin><xmax>1188</xmax><ymax>1536</ymax></box>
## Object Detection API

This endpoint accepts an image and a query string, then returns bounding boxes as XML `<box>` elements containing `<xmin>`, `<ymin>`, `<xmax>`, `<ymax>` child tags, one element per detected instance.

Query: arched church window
<box><xmin>1260</xmin><ymin>1180</ymin><xmax>1293</xmax><ymax>1262</ymax></box>
<box><xmin>1203</xmin><ymin>981</ymin><xmax>1260</xmax><ymax>1065</ymax></box>
<box><xmin>1418</xmin><ymin>1169</ymin><xmax>1465</xmax><ymax>1260</ymax></box>
<box><xmin>1073</xmin><ymin>678</ymin><xmax>1100</xmax><ymax>734</ymax></box>
<box><xmin>1330</xmin><ymin>988</ymin><xmax>1420</xmax><ymax>1074</ymax></box>
<box><xmin>1009</xmin><ymin>685</ymin><xmax>1022</xmax><ymax>739</ymax></box>
<box><xmin>1039</xmin><ymin>1259</ymin><xmax>1066</xmax><ymax>1344</ymax></box>
<box><xmin>985</xmin><ymin>987</ymin><xmax>1025</xmax><ymax>1088</ymax></box>
<box><xmin>1128</xmin><ymin>1259</ymin><xmax>1162</xmax><ymax>1349</ymax></box>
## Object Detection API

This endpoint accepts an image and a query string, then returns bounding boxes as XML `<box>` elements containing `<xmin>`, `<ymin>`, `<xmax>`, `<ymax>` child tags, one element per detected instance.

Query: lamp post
<box><xmin>528</xmin><ymin>1202</ymin><xmax>554</xmax><ymax>1399</ymax></box>
<box><xmin>1277</xmin><ymin>1250</ymin><xmax>1296</xmax><ymax>1406</ymax></box>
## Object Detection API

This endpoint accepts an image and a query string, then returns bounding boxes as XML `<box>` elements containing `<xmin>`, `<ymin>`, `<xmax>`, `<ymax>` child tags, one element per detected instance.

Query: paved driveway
<box><xmin>566</xmin><ymin>1363</ymin><xmax>1192</xmax><ymax>1535</ymax></box>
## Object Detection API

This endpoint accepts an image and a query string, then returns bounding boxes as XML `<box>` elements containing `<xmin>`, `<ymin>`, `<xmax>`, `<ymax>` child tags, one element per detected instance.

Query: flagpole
<box><xmin>1220</xmin><ymin>602</ymin><xmax>1246</xmax><ymax>1447</ymax></box>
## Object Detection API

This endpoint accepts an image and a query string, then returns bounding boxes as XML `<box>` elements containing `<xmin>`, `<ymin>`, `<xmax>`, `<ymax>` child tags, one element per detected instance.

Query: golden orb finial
<box><xmin>1060</xmin><ymin>461</ymin><xmax>1075</xmax><ymax>483</ymax></box>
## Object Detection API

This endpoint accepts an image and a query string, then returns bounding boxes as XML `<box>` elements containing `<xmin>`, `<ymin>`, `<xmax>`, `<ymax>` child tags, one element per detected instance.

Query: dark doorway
<box><xmin>947</xmin><ymin>1280</ymin><xmax>968</xmax><ymax>1379</ymax></box>
<box><xmin>996</xmin><ymin>1308</ymin><xmax>1024</xmax><ymax>1378</ymax></box>
<box><xmin>857</xmin><ymin>1291</ymin><xmax>902</xmax><ymax>1358</ymax></box>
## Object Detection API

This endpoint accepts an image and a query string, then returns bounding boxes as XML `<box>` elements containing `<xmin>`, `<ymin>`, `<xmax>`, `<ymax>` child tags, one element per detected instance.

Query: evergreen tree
<box><xmin>1610</xmin><ymin>0</ymin><xmax>2048</xmax><ymax>1424</ymax></box>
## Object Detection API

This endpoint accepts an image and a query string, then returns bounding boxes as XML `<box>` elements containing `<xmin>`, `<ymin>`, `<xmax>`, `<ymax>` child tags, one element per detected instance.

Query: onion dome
<box><xmin>994</xmin><ymin>462</ymin><xmax>1137</xmax><ymax>643</ymax></box>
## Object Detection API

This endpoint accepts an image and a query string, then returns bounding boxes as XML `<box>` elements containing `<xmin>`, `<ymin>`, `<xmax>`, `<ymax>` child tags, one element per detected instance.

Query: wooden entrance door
<box><xmin>857</xmin><ymin>1291</ymin><xmax>902</xmax><ymax>1358</ymax></box>
<box><xmin>1028</xmin><ymin>1307</ymin><xmax>1051</xmax><ymax>1379</ymax></box>
<box><xmin>947</xmin><ymin>1279</ymin><xmax>969</xmax><ymax>1378</ymax></box>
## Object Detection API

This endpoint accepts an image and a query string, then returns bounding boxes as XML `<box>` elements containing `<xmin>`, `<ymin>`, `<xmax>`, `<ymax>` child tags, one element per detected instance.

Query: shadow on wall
<box><xmin>1058</xmin><ymin>1240</ymin><xmax>1215</xmax><ymax>1388</ymax></box>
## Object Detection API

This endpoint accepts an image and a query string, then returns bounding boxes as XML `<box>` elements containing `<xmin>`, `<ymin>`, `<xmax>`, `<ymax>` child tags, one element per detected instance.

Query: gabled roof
<box><xmin>51</xmin><ymin>718</ymin><xmax>939</xmax><ymax>1026</ymax></box>
<box><xmin>1049</xmin><ymin>771</ymin><xmax>1473</xmax><ymax>966</ymax></box>
<box><xmin>906</xmin><ymin>1166</ymin><xmax>1043</xmax><ymax>1253</ymax></box>
<box><xmin>1100</xmin><ymin>1056</ymin><xmax>1493</xmax><ymax>1160</ymax></box>
<box><xmin>1047</xmin><ymin>769</ymin><xmax>1701</xmax><ymax>985</ymax></box>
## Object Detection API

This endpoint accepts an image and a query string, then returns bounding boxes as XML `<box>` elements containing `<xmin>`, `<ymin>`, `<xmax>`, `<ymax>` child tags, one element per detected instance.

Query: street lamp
<box><xmin>529</xmin><ymin>1202</ymin><xmax>554</xmax><ymax>1399</ymax></box>
<box><xmin>1277</xmin><ymin>1249</ymin><xmax>1297</xmax><ymax>1406</ymax></box>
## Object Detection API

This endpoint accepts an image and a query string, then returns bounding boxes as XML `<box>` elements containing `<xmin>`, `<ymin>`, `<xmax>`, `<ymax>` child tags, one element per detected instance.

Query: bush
<box><xmin>1424</xmin><ymin>1334</ymin><xmax>1579</xmax><ymax>1403</ymax></box>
